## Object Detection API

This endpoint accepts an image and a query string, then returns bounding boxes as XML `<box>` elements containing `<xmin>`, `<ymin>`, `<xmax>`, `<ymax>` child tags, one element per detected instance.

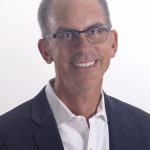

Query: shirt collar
<box><xmin>45</xmin><ymin>80</ymin><xmax>108</xmax><ymax>125</ymax></box>
<box><xmin>95</xmin><ymin>91</ymin><xmax>108</xmax><ymax>121</ymax></box>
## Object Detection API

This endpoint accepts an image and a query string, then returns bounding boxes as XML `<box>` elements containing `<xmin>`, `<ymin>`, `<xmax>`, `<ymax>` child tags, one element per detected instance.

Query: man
<box><xmin>0</xmin><ymin>0</ymin><xmax>150</xmax><ymax>149</ymax></box>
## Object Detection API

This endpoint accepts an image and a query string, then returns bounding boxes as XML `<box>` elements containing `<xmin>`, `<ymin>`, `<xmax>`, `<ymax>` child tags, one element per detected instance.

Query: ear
<box><xmin>109</xmin><ymin>30</ymin><xmax>118</xmax><ymax>58</ymax></box>
<box><xmin>38</xmin><ymin>38</ymin><xmax>53</xmax><ymax>64</ymax></box>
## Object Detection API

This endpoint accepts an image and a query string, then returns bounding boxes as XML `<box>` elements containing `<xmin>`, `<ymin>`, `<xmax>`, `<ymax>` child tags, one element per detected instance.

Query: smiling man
<box><xmin>0</xmin><ymin>0</ymin><xmax>150</xmax><ymax>150</ymax></box>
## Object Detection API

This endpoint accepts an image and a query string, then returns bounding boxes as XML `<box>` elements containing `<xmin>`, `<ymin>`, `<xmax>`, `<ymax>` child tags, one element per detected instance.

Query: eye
<box><xmin>57</xmin><ymin>32</ymin><xmax>74</xmax><ymax>39</ymax></box>
<box><xmin>88</xmin><ymin>28</ymin><xmax>100</xmax><ymax>35</ymax></box>
<box><xmin>87</xmin><ymin>27</ymin><xmax>107</xmax><ymax>36</ymax></box>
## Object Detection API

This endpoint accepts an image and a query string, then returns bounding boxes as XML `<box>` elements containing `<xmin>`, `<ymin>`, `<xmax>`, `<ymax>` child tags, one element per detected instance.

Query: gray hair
<box><xmin>38</xmin><ymin>0</ymin><xmax>112</xmax><ymax>37</ymax></box>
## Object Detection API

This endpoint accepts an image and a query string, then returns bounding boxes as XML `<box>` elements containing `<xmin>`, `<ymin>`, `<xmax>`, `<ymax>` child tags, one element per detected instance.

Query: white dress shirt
<box><xmin>45</xmin><ymin>81</ymin><xmax>110</xmax><ymax>150</ymax></box>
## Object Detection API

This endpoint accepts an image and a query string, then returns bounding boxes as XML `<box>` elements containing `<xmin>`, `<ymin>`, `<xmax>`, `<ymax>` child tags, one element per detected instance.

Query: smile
<box><xmin>73</xmin><ymin>61</ymin><xmax>96</xmax><ymax>68</ymax></box>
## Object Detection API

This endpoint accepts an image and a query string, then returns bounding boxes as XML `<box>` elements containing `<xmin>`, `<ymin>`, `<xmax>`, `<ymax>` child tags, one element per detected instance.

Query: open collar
<box><xmin>31</xmin><ymin>87</ymin><xmax>64</xmax><ymax>150</ymax></box>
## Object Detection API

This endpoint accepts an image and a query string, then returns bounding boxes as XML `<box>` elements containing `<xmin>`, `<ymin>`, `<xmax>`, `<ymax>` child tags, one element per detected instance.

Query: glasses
<box><xmin>45</xmin><ymin>25</ymin><xmax>111</xmax><ymax>48</ymax></box>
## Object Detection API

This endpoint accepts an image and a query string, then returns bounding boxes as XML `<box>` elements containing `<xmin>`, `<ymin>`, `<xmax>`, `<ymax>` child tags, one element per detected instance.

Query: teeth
<box><xmin>74</xmin><ymin>61</ymin><xmax>95</xmax><ymax>67</ymax></box>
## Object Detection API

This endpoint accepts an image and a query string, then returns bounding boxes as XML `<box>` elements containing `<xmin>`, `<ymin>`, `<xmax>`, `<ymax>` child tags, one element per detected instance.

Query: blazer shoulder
<box><xmin>0</xmin><ymin>87</ymin><xmax>46</xmax><ymax>127</ymax></box>
<box><xmin>0</xmin><ymin>87</ymin><xmax>55</xmax><ymax>150</ymax></box>
<box><xmin>0</xmin><ymin>98</ymin><xmax>33</xmax><ymax>128</ymax></box>
<box><xmin>104</xmin><ymin>93</ymin><xmax>150</xmax><ymax>123</ymax></box>
<box><xmin>105</xmin><ymin>93</ymin><xmax>150</xmax><ymax>148</ymax></box>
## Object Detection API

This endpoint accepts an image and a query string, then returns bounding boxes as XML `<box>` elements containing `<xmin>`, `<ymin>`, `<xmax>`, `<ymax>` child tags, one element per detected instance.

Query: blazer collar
<box><xmin>104</xmin><ymin>93</ymin><xmax>132</xmax><ymax>150</ymax></box>
<box><xmin>31</xmin><ymin>87</ymin><xmax>64</xmax><ymax>150</ymax></box>
<box><xmin>31</xmin><ymin>87</ymin><xmax>130</xmax><ymax>150</ymax></box>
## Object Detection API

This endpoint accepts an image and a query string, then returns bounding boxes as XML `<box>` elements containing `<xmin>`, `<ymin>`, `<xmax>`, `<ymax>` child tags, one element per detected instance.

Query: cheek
<box><xmin>96</xmin><ymin>43</ymin><xmax>112</xmax><ymax>59</ymax></box>
<box><xmin>101</xmin><ymin>49</ymin><xmax>112</xmax><ymax>66</ymax></box>
<box><xmin>52</xmin><ymin>48</ymin><xmax>70</xmax><ymax>70</ymax></box>
<box><xmin>99</xmin><ymin>40</ymin><xmax>114</xmax><ymax>59</ymax></box>
<box><xmin>96</xmin><ymin>45</ymin><xmax>112</xmax><ymax>69</ymax></box>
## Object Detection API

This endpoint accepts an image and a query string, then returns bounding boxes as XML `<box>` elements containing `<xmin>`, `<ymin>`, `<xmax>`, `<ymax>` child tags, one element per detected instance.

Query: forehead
<box><xmin>49</xmin><ymin>0</ymin><xmax>107</xmax><ymax>30</ymax></box>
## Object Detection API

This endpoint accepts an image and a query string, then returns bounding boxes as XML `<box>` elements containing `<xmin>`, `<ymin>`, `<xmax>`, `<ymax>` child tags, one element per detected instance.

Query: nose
<box><xmin>73</xmin><ymin>33</ymin><xmax>94</xmax><ymax>57</ymax></box>
<box><xmin>77</xmin><ymin>33</ymin><xmax>91</xmax><ymax>49</ymax></box>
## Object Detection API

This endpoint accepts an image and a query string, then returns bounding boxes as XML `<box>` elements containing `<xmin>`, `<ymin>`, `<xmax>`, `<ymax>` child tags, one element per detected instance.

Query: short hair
<box><xmin>38</xmin><ymin>0</ymin><xmax>112</xmax><ymax>37</ymax></box>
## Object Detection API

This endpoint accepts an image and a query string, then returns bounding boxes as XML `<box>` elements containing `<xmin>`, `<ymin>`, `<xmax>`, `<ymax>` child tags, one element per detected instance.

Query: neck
<box><xmin>51</xmin><ymin>79</ymin><xmax>102</xmax><ymax>119</ymax></box>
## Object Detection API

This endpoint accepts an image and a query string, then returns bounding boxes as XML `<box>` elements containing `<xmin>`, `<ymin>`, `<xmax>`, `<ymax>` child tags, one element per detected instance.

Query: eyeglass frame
<box><xmin>45</xmin><ymin>25</ymin><xmax>111</xmax><ymax>47</ymax></box>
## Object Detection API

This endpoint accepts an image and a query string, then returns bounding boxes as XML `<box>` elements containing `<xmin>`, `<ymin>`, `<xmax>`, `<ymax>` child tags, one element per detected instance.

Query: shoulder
<box><xmin>104</xmin><ymin>93</ymin><xmax>150</xmax><ymax>149</ymax></box>
<box><xmin>105</xmin><ymin>93</ymin><xmax>150</xmax><ymax>115</ymax></box>
<box><xmin>0</xmin><ymin>98</ymin><xmax>37</xmax><ymax>149</ymax></box>
<box><xmin>0</xmin><ymin>99</ymin><xmax>34</xmax><ymax>132</ymax></box>
<box><xmin>0</xmin><ymin>87</ymin><xmax>53</xmax><ymax>149</ymax></box>
<box><xmin>104</xmin><ymin>93</ymin><xmax>150</xmax><ymax>128</ymax></box>
<box><xmin>0</xmin><ymin>87</ymin><xmax>46</xmax><ymax>128</ymax></box>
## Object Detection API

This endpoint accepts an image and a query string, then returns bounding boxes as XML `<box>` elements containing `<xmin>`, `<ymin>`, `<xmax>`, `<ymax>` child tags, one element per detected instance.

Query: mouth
<box><xmin>70</xmin><ymin>60</ymin><xmax>98</xmax><ymax>72</ymax></box>
<box><xmin>73</xmin><ymin>60</ymin><xmax>96</xmax><ymax>68</ymax></box>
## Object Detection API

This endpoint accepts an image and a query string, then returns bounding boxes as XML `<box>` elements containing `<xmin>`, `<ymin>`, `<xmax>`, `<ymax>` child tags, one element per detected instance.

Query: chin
<box><xmin>74</xmin><ymin>77</ymin><xmax>102</xmax><ymax>89</ymax></box>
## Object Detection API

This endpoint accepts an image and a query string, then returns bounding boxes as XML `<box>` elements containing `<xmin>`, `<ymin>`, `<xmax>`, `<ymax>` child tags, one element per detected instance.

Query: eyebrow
<box><xmin>55</xmin><ymin>22</ymin><xmax>106</xmax><ymax>32</ymax></box>
<box><xmin>55</xmin><ymin>27</ymin><xmax>77</xmax><ymax>33</ymax></box>
<box><xmin>86</xmin><ymin>22</ymin><xmax>106</xmax><ymax>30</ymax></box>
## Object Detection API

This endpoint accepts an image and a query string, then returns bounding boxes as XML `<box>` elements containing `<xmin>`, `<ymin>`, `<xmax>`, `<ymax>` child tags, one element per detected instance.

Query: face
<box><xmin>39</xmin><ymin>0</ymin><xmax>118</xmax><ymax>93</ymax></box>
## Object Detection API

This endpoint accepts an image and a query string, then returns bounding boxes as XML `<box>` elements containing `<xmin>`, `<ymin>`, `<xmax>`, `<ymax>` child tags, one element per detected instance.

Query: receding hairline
<box><xmin>48</xmin><ymin>0</ymin><xmax>110</xmax><ymax>19</ymax></box>
<box><xmin>38</xmin><ymin>0</ymin><xmax>111</xmax><ymax>37</ymax></box>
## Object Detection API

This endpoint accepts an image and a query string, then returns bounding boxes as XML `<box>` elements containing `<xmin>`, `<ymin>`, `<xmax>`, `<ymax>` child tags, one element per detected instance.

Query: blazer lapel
<box><xmin>104</xmin><ymin>93</ymin><xmax>131</xmax><ymax>150</ymax></box>
<box><xmin>31</xmin><ymin>87</ymin><xmax>64</xmax><ymax>150</ymax></box>
<box><xmin>30</xmin><ymin>88</ymin><xmax>133</xmax><ymax>150</ymax></box>
<box><xmin>33</xmin><ymin>118</ymin><xmax>64</xmax><ymax>150</ymax></box>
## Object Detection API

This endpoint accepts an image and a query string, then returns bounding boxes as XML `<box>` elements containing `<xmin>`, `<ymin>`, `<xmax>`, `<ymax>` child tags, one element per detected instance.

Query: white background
<box><xmin>0</xmin><ymin>0</ymin><xmax>150</xmax><ymax>115</ymax></box>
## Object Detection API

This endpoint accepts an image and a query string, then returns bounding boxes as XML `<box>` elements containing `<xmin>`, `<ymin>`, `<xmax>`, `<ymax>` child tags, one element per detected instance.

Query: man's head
<box><xmin>38</xmin><ymin>0</ymin><xmax>118</xmax><ymax>94</ymax></box>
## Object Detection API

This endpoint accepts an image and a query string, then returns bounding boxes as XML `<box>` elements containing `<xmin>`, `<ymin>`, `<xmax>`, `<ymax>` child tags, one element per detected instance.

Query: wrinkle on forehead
<box><xmin>49</xmin><ymin>0</ymin><xmax>107</xmax><ymax>30</ymax></box>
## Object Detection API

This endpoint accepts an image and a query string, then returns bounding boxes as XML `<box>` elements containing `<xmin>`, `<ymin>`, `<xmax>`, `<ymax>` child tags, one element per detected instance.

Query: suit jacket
<box><xmin>0</xmin><ymin>87</ymin><xmax>150</xmax><ymax>150</ymax></box>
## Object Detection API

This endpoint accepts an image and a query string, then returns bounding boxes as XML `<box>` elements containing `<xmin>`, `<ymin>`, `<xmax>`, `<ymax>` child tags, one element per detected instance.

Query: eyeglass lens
<box><xmin>53</xmin><ymin>26</ymin><xmax>110</xmax><ymax>47</ymax></box>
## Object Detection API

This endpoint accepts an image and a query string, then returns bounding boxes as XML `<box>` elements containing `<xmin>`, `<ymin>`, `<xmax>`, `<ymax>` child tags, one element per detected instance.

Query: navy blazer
<box><xmin>0</xmin><ymin>87</ymin><xmax>150</xmax><ymax>150</ymax></box>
